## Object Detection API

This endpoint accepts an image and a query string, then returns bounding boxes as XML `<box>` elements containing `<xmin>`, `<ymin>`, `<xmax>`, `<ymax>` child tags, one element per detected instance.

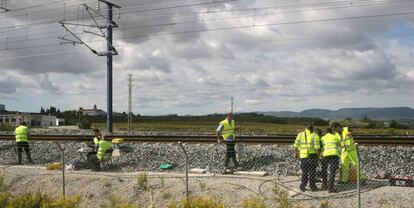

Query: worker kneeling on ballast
<box><xmin>89</xmin><ymin>134</ymin><xmax>113</xmax><ymax>171</ymax></box>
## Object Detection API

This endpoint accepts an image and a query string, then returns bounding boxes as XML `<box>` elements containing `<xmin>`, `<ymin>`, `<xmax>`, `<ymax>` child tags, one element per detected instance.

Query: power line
<box><xmin>2</xmin><ymin>32</ymin><xmax>414</xmax><ymax>61</ymax></box>
<box><xmin>0</xmin><ymin>0</ymin><xmax>197</xmax><ymax>21</ymax></box>
<box><xmin>1</xmin><ymin>1</ymin><xmax>414</xmax><ymax>53</ymax></box>
<box><xmin>4</xmin><ymin>0</ymin><xmax>85</xmax><ymax>12</ymax></box>
<box><xmin>1</xmin><ymin>0</ymin><xmax>412</xmax><ymax>45</ymax></box>
<box><xmin>0</xmin><ymin>0</ymin><xmax>238</xmax><ymax>33</ymax></box>
<box><xmin>1</xmin><ymin>0</ymin><xmax>401</xmax><ymax>33</ymax></box>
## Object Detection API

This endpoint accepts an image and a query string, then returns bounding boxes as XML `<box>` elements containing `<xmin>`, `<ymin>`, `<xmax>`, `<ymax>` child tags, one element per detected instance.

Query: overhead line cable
<box><xmin>2</xmin><ymin>32</ymin><xmax>414</xmax><ymax>61</ymax></box>
<box><xmin>0</xmin><ymin>0</ymin><xmax>91</xmax><ymax>20</ymax></box>
<box><xmin>0</xmin><ymin>0</ymin><xmax>238</xmax><ymax>32</ymax></box>
<box><xmin>118</xmin><ymin>0</ymin><xmax>413</xmax><ymax>16</ymax></box>
<box><xmin>2</xmin><ymin>10</ymin><xmax>414</xmax><ymax>52</ymax></box>
<box><xmin>0</xmin><ymin>0</ymin><xmax>197</xmax><ymax>20</ymax></box>
<box><xmin>0</xmin><ymin>0</ymin><xmax>404</xmax><ymax>34</ymax></box>
<box><xmin>1</xmin><ymin>1</ymin><xmax>413</xmax><ymax>46</ymax></box>
<box><xmin>0</xmin><ymin>0</ymin><xmax>411</xmax><ymax>41</ymax></box>
<box><xmin>5</xmin><ymin>0</ymin><xmax>83</xmax><ymax>12</ymax></box>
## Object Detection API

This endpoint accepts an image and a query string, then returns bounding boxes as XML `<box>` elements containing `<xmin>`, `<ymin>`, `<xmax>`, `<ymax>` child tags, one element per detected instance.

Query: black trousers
<box><xmin>321</xmin><ymin>155</ymin><xmax>339</xmax><ymax>191</ymax></box>
<box><xmin>300</xmin><ymin>154</ymin><xmax>318</xmax><ymax>190</ymax></box>
<box><xmin>16</xmin><ymin>142</ymin><xmax>32</xmax><ymax>163</ymax></box>
<box><xmin>224</xmin><ymin>141</ymin><xmax>239</xmax><ymax>168</ymax></box>
<box><xmin>88</xmin><ymin>154</ymin><xmax>101</xmax><ymax>171</ymax></box>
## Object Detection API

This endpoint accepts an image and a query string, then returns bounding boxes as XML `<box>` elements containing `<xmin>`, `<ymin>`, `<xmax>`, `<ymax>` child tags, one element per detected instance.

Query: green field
<box><xmin>92</xmin><ymin>122</ymin><xmax>414</xmax><ymax>135</ymax></box>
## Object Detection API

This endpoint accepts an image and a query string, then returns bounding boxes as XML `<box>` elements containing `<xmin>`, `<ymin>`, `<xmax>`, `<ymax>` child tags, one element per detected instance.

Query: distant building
<box><xmin>0</xmin><ymin>113</ymin><xmax>65</xmax><ymax>127</ymax></box>
<box><xmin>0</xmin><ymin>104</ymin><xmax>5</xmax><ymax>111</ymax></box>
<box><xmin>56</xmin><ymin>118</ymin><xmax>65</xmax><ymax>126</ymax></box>
<box><xmin>82</xmin><ymin>104</ymin><xmax>106</xmax><ymax>116</ymax></box>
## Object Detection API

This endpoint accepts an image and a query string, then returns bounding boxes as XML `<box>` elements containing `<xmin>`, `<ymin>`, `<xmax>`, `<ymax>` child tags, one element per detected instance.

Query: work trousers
<box><xmin>321</xmin><ymin>155</ymin><xmax>339</xmax><ymax>191</ymax></box>
<box><xmin>16</xmin><ymin>141</ymin><xmax>33</xmax><ymax>164</ymax></box>
<box><xmin>224</xmin><ymin>141</ymin><xmax>239</xmax><ymax>168</ymax></box>
<box><xmin>300</xmin><ymin>154</ymin><xmax>318</xmax><ymax>190</ymax></box>
<box><xmin>340</xmin><ymin>150</ymin><xmax>366</xmax><ymax>182</ymax></box>
<box><xmin>88</xmin><ymin>154</ymin><xmax>101</xmax><ymax>171</ymax></box>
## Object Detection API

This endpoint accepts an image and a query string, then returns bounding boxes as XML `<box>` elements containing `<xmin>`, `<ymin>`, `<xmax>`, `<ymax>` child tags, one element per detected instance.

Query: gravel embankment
<box><xmin>1</xmin><ymin>140</ymin><xmax>413</xmax><ymax>177</ymax></box>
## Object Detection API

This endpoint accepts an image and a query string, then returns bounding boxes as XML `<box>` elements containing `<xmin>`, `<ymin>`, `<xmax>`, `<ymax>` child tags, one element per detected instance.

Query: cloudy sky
<box><xmin>1</xmin><ymin>0</ymin><xmax>414</xmax><ymax>115</ymax></box>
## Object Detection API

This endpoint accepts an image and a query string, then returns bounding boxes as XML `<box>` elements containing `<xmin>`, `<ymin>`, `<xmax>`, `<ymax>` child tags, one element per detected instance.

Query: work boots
<box><xmin>26</xmin><ymin>151</ymin><xmax>34</xmax><ymax>164</ymax></box>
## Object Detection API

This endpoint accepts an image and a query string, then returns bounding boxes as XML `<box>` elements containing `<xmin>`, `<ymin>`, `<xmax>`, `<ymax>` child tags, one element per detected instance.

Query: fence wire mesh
<box><xmin>0</xmin><ymin>139</ymin><xmax>413</xmax><ymax>208</ymax></box>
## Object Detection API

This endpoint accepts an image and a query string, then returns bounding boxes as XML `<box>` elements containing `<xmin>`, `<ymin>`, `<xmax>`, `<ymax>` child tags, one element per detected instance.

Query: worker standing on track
<box><xmin>332</xmin><ymin>122</ymin><xmax>366</xmax><ymax>184</ymax></box>
<box><xmin>217</xmin><ymin>112</ymin><xmax>239</xmax><ymax>173</ymax></box>
<box><xmin>15</xmin><ymin>122</ymin><xmax>34</xmax><ymax>164</ymax></box>
<box><xmin>320</xmin><ymin>128</ymin><xmax>340</xmax><ymax>192</ymax></box>
<box><xmin>293</xmin><ymin>125</ymin><xmax>320</xmax><ymax>192</ymax></box>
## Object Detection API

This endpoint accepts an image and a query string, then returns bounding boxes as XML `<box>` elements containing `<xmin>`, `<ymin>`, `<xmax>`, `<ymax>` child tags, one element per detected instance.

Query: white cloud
<box><xmin>2</xmin><ymin>0</ymin><xmax>414</xmax><ymax>114</ymax></box>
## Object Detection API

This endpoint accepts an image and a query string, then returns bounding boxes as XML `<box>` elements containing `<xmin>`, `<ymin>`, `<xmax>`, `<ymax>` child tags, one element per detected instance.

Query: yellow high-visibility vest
<box><xmin>293</xmin><ymin>129</ymin><xmax>320</xmax><ymax>159</ymax></box>
<box><xmin>15</xmin><ymin>125</ymin><xmax>29</xmax><ymax>142</ymax></box>
<box><xmin>97</xmin><ymin>140</ymin><xmax>112</xmax><ymax>160</ymax></box>
<box><xmin>93</xmin><ymin>137</ymin><xmax>99</xmax><ymax>145</ymax></box>
<box><xmin>220</xmin><ymin>119</ymin><xmax>235</xmax><ymax>141</ymax></box>
<box><xmin>321</xmin><ymin>133</ymin><xmax>339</xmax><ymax>157</ymax></box>
<box><xmin>340</xmin><ymin>127</ymin><xmax>356</xmax><ymax>152</ymax></box>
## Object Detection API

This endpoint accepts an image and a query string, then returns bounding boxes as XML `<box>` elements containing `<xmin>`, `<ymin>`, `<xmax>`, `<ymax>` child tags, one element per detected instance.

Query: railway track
<box><xmin>1</xmin><ymin>134</ymin><xmax>414</xmax><ymax>145</ymax></box>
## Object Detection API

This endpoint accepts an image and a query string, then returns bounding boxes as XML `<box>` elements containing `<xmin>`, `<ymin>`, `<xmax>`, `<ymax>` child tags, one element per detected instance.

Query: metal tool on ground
<box><xmin>389</xmin><ymin>176</ymin><xmax>413</xmax><ymax>187</ymax></box>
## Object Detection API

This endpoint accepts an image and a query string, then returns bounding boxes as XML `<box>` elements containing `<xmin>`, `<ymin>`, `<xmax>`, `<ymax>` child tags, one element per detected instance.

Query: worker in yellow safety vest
<box><xmin>92</xmin><ymin>128</ymin><xmax>102</xmax><ymax>151</ymax></box>
<box><xmin>332</xmin><ymin>122</ymin><xmax>366</xmax><ymax>184</ymax></box>
<box><xmin>320</xmin><ymin>128</ymin><xmax>340</xmax><ymax>193</ymax></box>
<box><xmin>217</xmin><ymin>112</ymin><xmax>239</xmax><ymax>172</ymax></box>
<box><xmin>293</xmin><ymin>125</ymin><xmax>320</xmax><ymax>192</ymax></box>
<box><xmin>14</xmin><ymin>122</ymin><xmax>34</xmax><ymax>164</ymax></box>
<box><xmin>90</xmin><ymin>136</ymin><xmax>113</xmax><ymax>171</ymax></box>
<box><xmin>97</xmin><ymin>139</ymin><xmax>112</xmax><ymax>161</ymax></box>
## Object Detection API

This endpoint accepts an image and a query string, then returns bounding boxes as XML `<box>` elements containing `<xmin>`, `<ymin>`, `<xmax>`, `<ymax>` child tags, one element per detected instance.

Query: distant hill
<box><xmin>260</xmin><ymin>107</ymin><xmax>414</xmax><ymax>120</ymax></box>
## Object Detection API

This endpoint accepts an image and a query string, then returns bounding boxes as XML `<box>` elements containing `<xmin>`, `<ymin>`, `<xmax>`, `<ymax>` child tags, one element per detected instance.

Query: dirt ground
<box><xmin>1</xmin><ymin>165</ymin><xmax>413</xmax><ymax>208</ymax></box>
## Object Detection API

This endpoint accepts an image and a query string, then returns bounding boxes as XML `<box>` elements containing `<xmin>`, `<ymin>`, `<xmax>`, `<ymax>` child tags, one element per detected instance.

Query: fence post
<box><xmin>54</xmin><ymin>142</ymin><xmax>65</xmax><ymax>201</ymax></box>
<box><xmin>178</xmin><ymin>141</ymin><xmax>189</xmax><ymax>199</ymax></box>
<box><xmin>356</xmin><ymin>143</ymin><xmax>361</xmax><ymax>208</ymax></box>
<box><xmin>237</xmin><ymin>126</ymin><xmax>244</xmax><ymax>163</ymax></box>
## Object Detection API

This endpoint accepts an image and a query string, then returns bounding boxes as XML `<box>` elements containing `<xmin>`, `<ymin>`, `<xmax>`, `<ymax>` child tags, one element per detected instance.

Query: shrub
<box><xmin>385</xmin><ymin>128</ymin><xmax>397</xmax><ymax>135</ymax></box>
<box><xmin>44</xmin><ymin>195</ymin><xmax>81</xmax><ymax>208</ymax></box>
<box><xmin>0</xmin><ymin>192</ymin><xmax>10</xmax><ymax>208</ymax></box>
<box><xmin>0</xmin><ymin>191</ymin><xmax>81</xmax><ymax>208</ymax></box>
<box><xmin>0</xmin><ymin>172</ymin><xmax>7</xmax><ymax>191</ymax></box>
<box><xmin>160</xmin><ymin>176</ymin><xmax>165</xmax><ymax>188</ymax></box>
<box><xmin>100</xmin><ymin>194</ymin><xmax>141</xmax><ymax>208</ymax></box>
<box><xmin>168</xmin><ymin>195</ymin><xmax>227</xmax><ymax>208</ymax></box>
<box><xmin>136</xmin><ymin>172</ymin><xmax>148</xmax><ymax>191</ymax></box>
<box><xmin>320</xmin><ymin>200</ymin><xmax>335</xmax><ymax>208</ymax></box>
<box><xmin>78</xmin><ymin>119</ymin><xmax>91</xmax><ymax>129</ymax></box>
<box><xmin>241</xmin><ymin>197</ymin><xmax>267</xmax><ymax>208</ymax></box>
<box><xmin>0</xmin><ymin>123</ymin><xmax>13</xmax><ymax>131</ymax></box>
<box><xmin>272</xmin><ymin>183</ymin><xmax>294</xmax><ymax>208</ymax></box>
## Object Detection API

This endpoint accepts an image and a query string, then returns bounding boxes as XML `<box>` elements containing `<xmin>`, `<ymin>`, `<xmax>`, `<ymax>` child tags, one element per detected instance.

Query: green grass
<box><xmin>92</xmin><ymin>122</ymin><xmax>414</xmax><ymax>135</ymax></box>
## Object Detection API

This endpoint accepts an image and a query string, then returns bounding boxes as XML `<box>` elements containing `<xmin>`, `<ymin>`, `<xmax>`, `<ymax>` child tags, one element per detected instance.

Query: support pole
<box><xmin>178</xmin><ymin>142</ymin><xmax>189</xmax><ymax>199</ymax></box>
<box><xmin>231</xmin><ymin>96</ymin><xmax>233</xmax><ymax>114</ymax></box>
<box><xmin>356</xmin><ymin>143</ymin><xmax>361</xmax><ymax>208</ymax></box>
<box><xmin>128</xmin><ymin>74</ymin><xmax>133</xmax><ymax>134</ymax></box>
<box><xmin>55</xmin><ymin>142</ymin><xmax>65</xmax><ymax>201</ymax></box>
<box><xmin>106</xmin><ymin>3</ymin><xmax>113</xmax><ymax>134</ymax></box>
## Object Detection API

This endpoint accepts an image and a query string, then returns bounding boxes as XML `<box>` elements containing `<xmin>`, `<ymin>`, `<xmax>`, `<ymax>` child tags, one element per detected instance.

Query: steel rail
<box><xmin>1</xmin><ymin>134</ymin><xmax>414</xmax><ymax>145</ymax></box>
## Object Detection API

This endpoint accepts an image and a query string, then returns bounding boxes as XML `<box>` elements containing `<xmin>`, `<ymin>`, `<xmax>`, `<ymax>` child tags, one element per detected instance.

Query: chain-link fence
<box><xmin>0</xmin><ymin>139</ymin><xmax>413</xmax><ymax>208</ymax></box>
